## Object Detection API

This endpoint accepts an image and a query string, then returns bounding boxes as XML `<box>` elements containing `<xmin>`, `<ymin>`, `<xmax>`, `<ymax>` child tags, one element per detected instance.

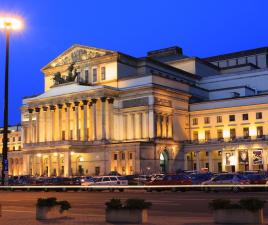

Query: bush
<box><xmin>36</xmin><ymin>197</ymin><xmax>71</xmax><ymax>213</ymax></box>
<box><xmin>209</xmin><ymin>198</ymin><xmax>265</xmax><ymax>212</ymax></box>
<box><xmin>105</xmin><ymin>198</ymin><xmax>152</xmax><ymax>210</ymax></box>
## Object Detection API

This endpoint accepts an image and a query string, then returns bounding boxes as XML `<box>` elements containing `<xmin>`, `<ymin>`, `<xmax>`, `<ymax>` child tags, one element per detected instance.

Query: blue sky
<box><xmin>0</xmin><ymin>0</ymin><xmax>267</xmax><ymax>125</ymax></box>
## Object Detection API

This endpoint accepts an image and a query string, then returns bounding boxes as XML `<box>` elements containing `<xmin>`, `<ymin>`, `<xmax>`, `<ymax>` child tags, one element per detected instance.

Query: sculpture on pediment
<box><xmin>52</xmin><ymin>63</ymin><xmax>79</xmax><ymax>85</ymax></box>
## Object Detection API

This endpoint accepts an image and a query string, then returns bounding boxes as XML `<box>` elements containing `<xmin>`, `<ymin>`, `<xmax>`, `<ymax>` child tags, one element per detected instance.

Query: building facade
<box><xmin>9</xmin><ymin>45</ymin><xmax>268</xmax><ymax>176</ymax></box>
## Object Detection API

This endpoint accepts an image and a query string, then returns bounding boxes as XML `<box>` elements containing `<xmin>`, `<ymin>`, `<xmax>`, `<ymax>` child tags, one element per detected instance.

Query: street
<box><xmin>1</xmin><ymin>190</ymin><xmax>268</xmax><ymax>224</ymax></box>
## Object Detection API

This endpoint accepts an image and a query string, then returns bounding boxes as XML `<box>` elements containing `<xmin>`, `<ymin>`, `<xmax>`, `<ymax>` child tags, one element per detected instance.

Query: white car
<box><xmin>93</xmin><ymin>176</ymin><xmax>128</xmax><ymax>186</ymax></box>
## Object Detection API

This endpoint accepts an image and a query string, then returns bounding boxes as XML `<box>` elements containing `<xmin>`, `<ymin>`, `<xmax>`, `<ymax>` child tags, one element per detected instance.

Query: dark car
<box><xmin>189</xmin><ymin>173</ymin><xmax>213</xmax><ymax>185</ymax></box>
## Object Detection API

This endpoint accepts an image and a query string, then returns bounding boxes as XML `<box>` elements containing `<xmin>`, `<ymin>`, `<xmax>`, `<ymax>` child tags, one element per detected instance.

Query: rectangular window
<box><xmin>230</xmin><ymin>128</ymin><xmax>236</xmax><ymax>140</ymax></box>
<box><xmin>18</xmin><ymin>137</ymin><xmax>21</xmax><ymax>141</ymax></box>
<box><xmin>242</xmin><ymin>113</ymin><xmax>248</xmax><ymax>121</ymax></box>
<box><xmin>101</xmin><ymin>66</ymin><xmax>106</xmax><ymax>80</ymax></box>
<box><xmin>257</xmin><ymin>126</ymin><xmax>263</xmax><ymax>138</ymax></box>
<box><xmin>205</xmin><ymin>130</ymin><xmax>211</xmax><ymax>141</ymax></box>
<box><xmin>95</xmin><ymin>167</ymin><xmax>100</xmax><ymax>176</ymax></box>
<box><xmin>92</xmin><ymin>68</ymin><xmax>97</xmax><ymax>82</ymax></box>
<box><xmin>256</xmin><ymin>112</ymin><xmax>262</xmax><ymax>119</ymax></box>
<box><xmin>193</xmin><ymin>131</ymin><xmax>198</xmax><ymax>141</ymax></box>
<box><xmin>229</xmin><ymin>115</ymin><xmax>235</xmax><ymax>122</ymax></box>
<box><xmin>62</xmin><ymin>131</ymin><xmax>65</xmax><ymax>141</ymax></box>
<box><xmin>129</xmin><ymin>152</ymin><xmax>133</xmax><ymax>160</ymax></box>
<box><xmin>84</xmin><ymin>70</ymin><xmax>89</xmax><ymax>83</ymax></box>
<box><xmin>13</xmin><ymin>137</ymin><xmax>15</xmax><ymax>142</ymax></box>
<box><xmin>192</xmin><ymin>118</ymin><xmax>198</xmax><ymax>125</ymax></box>
<box><xmin>114</xmin><ymin>154</ymin><xmax>118</xmax><ymax>160</ymax></box>
<box><xmin>243</xmin><ymin>127</ymin><xmax>249</xmax><ymax>139</ymax></box>
<box><xmin>121</xmin><ymin>153</ymin><xmax>125</xmax><ymax>160</ymax></box>
<box><xmin>204</xmin><ymin>117</ymin><xmax>210</xmax><ymax>124</ymax></box>
<box><xmin>217</xmin><ymin>116</ymin><xmax>222</xmax><ymax>123</ymax></box>
<box><xmin>217</xmin><ymin>129</ymin><xmax>223</xmax><ymax>140</ymax></box>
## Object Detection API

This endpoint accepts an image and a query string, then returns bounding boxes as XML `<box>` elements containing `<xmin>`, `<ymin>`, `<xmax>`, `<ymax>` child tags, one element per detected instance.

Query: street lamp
<box><xmin>0</xmin><ymin>17</ymin><xmax>23</xmax><ymax>185</ymax></box>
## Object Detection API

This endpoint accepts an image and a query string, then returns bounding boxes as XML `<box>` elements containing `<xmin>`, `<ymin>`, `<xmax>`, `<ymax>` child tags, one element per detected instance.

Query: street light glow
<box><xmin>0</xmin><ymin>17</ymin><xmax>23</xmax><ymax>30</ymax></box>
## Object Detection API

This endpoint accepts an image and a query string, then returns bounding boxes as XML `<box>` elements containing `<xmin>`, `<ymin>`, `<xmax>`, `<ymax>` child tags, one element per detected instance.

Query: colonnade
<box><xmin>155</xmin><ymin>113</ymin><xmax>173</xmax><ymax>138</ymax></box>
<box><xmin>25</xmin><ymin>97</ymin><xmax>114</xmax><ymax>143</ymax></box>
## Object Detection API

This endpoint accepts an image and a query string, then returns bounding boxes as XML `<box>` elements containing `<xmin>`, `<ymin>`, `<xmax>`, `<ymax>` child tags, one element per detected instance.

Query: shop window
<box><xmin>230</xmin><ymin>128</ymin><xmax>236</xmax><ymax>140</ymax></box>
<box><xmin>193</xmin><ymin>163</ymin><xmax>196</xmax><ymax>170</ymax></box>
<box><xmin>114</xmin><ymin>154</ymin><xmax>118</xmax><ymax>160</ymax></box>
<box><xmin>193</xmin><ymin>131</ymin><xmax>198</xmax><ymax>141</ymax></box>
<box><xmin>218</xmin><ymin>162</ymin><xmax>222</xmax><ymax>172</ymax></box>
<box><xmin>192</xmin><ymin>118</ymin><xmax>198</xmax><ymax>125</ymax></box>
<box><xmin>242</xmin><ymin>113</ymin><xmax>248</xmax><ymax>121</ymax></box>
<box><xmin>257</xmin><ymin>126</ymin><xmax>263</xmax><ymax>138</ymax></box>
<box><xmin>217</xmin><ymin>129</ymin><xmax>223</xmax><ymax>140</ymax></box>
<box><xmin>217</xmin><ymin>116</ymin><xmax>222</xmax><ymax>123</ymax></box>
<box><xmin>243</xmin><ymin>127</ymin><xmax>249</xmax><ymax>139</ymax></box>
<box><xmin>229</xmin><ymin>115</ymin><xmax>235</xmax><ymax>122</ymax></box>
<box><xmin>92</xmin><ymin>68</ymin><xmax>97</xmax><ymax>82</ymax></box>
<box><xmin>256</xmin><ymin>112</ymin><xmax>262</xmax><ymax>119</ymax></box>
<box><xmin>205</xmin><ymin>163</ymin><xmax>209</xmax><ymax>169</ymax></box>
<box><xmin>204</xmin><ymin>117</ymin><xmax>210</xmax><ymax>124</ymax></box>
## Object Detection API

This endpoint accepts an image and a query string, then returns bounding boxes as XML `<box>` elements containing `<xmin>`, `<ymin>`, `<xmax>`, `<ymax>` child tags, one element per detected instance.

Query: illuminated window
<box><xmin>204</xmin><ymin>117</ymin><xmax>210</xmax><ymax>124</ymax></box>
<box><xmin>229</xmin><ymin>115</ymin><xmax>235</xmax><ymax>122</ymax></box>
<box><xmin>205</xmin><ymin>130</ymin><xmax>211</xmax><ymax>141</ymax></box>
<box><xmin>256</xmin><ymin>112</ymin><xmax>262</xmax><ymax>119</ymax></box>
<box><xmin>92</xmin><ymin>68</ymin><xmax>97</xmax><ymax>82</ymax></box>
<box><xmin>192</xmin><ymin>118</ymin><xmax>198</xmax><ymax>125</ymax></box>
<box><xmin>101</xmin><ymin>67</ymin><xmax>106</xmax><ymax>80</ymax></box>
<box><xmin>217</xmin><ymin>116</ymin><xmax>222</xmax><ymax>123</ymax></box>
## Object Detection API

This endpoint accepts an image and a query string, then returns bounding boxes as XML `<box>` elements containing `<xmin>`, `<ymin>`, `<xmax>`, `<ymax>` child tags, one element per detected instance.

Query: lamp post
<box><xmin>0</xmin><ymin>17</ymin><xmax>22</xmax><ymax>185</ymax></box>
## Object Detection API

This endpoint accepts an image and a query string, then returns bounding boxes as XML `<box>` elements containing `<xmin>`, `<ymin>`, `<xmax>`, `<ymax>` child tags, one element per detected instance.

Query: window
<box><xmin>242</xmin><ymin>113</ymin><xmax>248</xmax><ymax>121</ymax></box>
<box><xmin>12</xmin><ymin>146</ymin><xmax>15</xmax><ymax>150</ymax></box>
<box><xmin>114</xmin><ymin>154</ymin><xmax>118</xmax><ymax>160</ymax></box>
<box><xmin>217</xmin><ymin>116</ymin><xmax>222</xmax><ymax>123</ymax></box>
<box><xmin>193</xmin><ymin>131</ymin><xmax>198</xmax><ymax>141</ymax></box>
<box><xmin>84</xmin><ymin>69</ymin><xmax>89</xmax><ymax>83</ymax></box>
<box><xmin>205</xmin><ymin>151</ymin><xmax>209</xmax><ymax>156</ymax></box>
<box><xmin>129</xmin><ymin>153</ymin><xmax>133</xmax><ymax>160</ymax></box>
<box><xmin>257</xmin><ymin>126</ymin><xmax>263</xmax><ymax>138</ymax></box>
<box><xmin>204</xmin><ymin>117</ymin><xmax>210</xmax><ymax>124</ymax></box>
<box><xmin>205</xmin><ymin>130</ymin><xmax>211</xmax><ymax>141</ymax></box>
<box><xmin>230</xmin><ymin>128</ymin><xmax>236</xmax><ymax>140</ymax></box>
<box><xmin>121</xmin><ymin>153</ymin><xmax>125</xmax><ymax>160</ymax></box>
<box><xmin>256</xmin><ymin>112</ymin><xmax>262</xmax><ymax>119</ymax></box>
<box><xmin>229</xmin><ymin>115</ymin><xmax>235</xmax><ymax>122</ymax></box>
<box><xmin>92</xmin><ymin>68</ymin><xmax>97</xmax><ymax>82</ymax></box>
<box><xmin>217</xmin><ymin>129</ymin><xmax>223</xmax><ymax>140</ymax></box>
<box><xmin>12</xmin><ymin>137</ymin><xmax>15</xmax><ymax>142</ymax></box>
<box><xmin>18</xmin><ymin>137</ymin><xmax>21</xmax><ymax>141</ymax></box>
<box><xmin>243</xmin><ymin>127</ymin><xmax>249</xmax><ymax>139</ymax></box>
<box><xmin>101</xmin><ymin>66</ymin><xmax>106</xmax><ymax>80</ymax></box>
<box><xmin>18</xmin><ymin>145</ymin><xmax>21</xmax><ymax>150</ymax></box>
<box><xmin>62</xmin><ymin>131</ymin><xmax>65</xmax><ymax>141</ymax></box>
<box><xmin>192</xmin><ymin>118</ymin><xmax>198</xmax><ymax>125</ymax></box>
<box><xmin>218</xmin><ymin>151</ymin><xmax>222</xmax><ymax>156</ymax></box>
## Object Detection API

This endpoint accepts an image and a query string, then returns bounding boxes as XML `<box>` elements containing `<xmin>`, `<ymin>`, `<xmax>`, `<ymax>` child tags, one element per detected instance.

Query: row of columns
<box><xmin>155</xmin><ymin>113</ymin><xmax>173</xmax><ymax>138</ymax></box>
<box><xmin>26</xmin><ymin>97</ymin><xmax>114</xmax><ymax>143</ymax></box>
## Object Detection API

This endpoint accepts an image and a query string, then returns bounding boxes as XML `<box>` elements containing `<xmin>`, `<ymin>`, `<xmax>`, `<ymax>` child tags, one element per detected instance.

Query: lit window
<box><xmin>217</xmin><ymin>129</ymin><xmax>223</xmax><ymax>140</ymax></box>
<box><xmin>243</xmin><ymin>127</ymin><xmax>249</xmax><ymax>139</ymax></box>
<box><xmin>205</xmin><ymin>130</ymin><xmax>210</xmax><ymax>141</ymax></box>
<box><xmin>257</xmin><ymin>126</ymin><xmax>263</xmax><ymax>138</ymax></box>
<box><xmin>230</xmin><ymin>128</ymin><xmax>236</xmax><ymax>140</ymax></box>
<box><xmin>101</xmin><ymin>67</ymin><xmax>106</xmax><ymax>80</ymax></box>
<box><xmin>193</xmin><ymin>131</ymin><xmax>198</xmax><ymax>141</ymax></box>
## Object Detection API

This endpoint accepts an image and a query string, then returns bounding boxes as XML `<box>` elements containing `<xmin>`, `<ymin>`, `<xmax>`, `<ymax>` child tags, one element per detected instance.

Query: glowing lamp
<box><xmin>0</xmin><ymin>17</ymin><xmax>23</xmax><ymax>30</ymax></box>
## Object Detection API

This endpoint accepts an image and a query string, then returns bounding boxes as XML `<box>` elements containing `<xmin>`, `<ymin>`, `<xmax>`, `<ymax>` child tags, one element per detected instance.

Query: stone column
<box><xmin>162</xmin><ymin>115</ymin><xmax>167</xmax><ymax>138</ymax></box>
<box><xmin>22</xmin><ymin>154</ymin><xmax>30</xmax><ymax>175</ymax></box>
<box><xmin>42</xmin><ymin>106</ymin><xmax>48</xmax><ymax>142</ymax></box>
<box><xmin>91</xmin><ymin>99</ymin><xmax>97</xmax><ymax>140</ymax></box>
<box><xmin>28</xmin><ymin>108</ymin><xmax>33</xmax><ymax>143</ymax></box>
<box><xmin>100</xmin><ymin>97</ymin><xmax>107</xmax><ymax>140</ymax></box>
<box><xmin>35</xmin><ymin>108</ymin><xmax>40</xmax><ymax>143</ymax></box>
<box><xmin>50</xmin><ymin>105</ymin><xmax>56</xmax><ymax>141</ymax></box>
<box><xmin>64</xmin><ymin>152</ymin><xmax>71</xmax><ymax>177</ymax></box>
<box><xmin>156</xmin><ymin>113</ymin><xmax>162</xmax><ymax>138</ymax></box>
<box><xmin>39</xmin><ymin>155</ymin><xmax>43</xmax><ymax>176</ymax></box>
<box><xmin>196</xmin><ymin>151</ymin><xmax>200</xmax><ymax>171</ymax></box>
<box><xmin>56</xmin><ymin>154</ymin><xmax>61</xmax><ymax>176</ymax></box>
<box><xmin>168</xmin><ymin>114</ymin><xmax>173</xmax><ymax>138</ymax></box>
<box><xmin>82</xmin><ymin>100</ymin><xmax>88</xmax><ymax>141</ymax></box>
<box><xmin>31</xmin><ymin>155</ymin><xmax>35</xmax><ymax>176</ymax></box>
<box><xmin>74</xmin><ymin>102</ymin><xmax>80</xmax><ymax>140</ymax></box>
<box><xmin>48</xmin><ymin>154</ymin><xmax>52</xmax><ymax>177</ymax></box>
<box><xmin>108</xmin><ymin>98</ymin><xmax>114</xmax><ymax>140</ymax></box>
<box><xmin>57</xmin><ymin>104</ymin><xmax>63</xmax><ymax>141</ymax></box>
<box><xmin>65</xmin><ymin>103</ymin><xmax>71</xmax><ymax>140</ymax></box>
<box><xmin>208</xmin><ymin>151</ymin><xmax>214</xmax><ymax>172</ymax></box>
<box><xmin>148</xmin><ymin>109</ymin><xmax>155</xmax><ymax>139</ymax></box>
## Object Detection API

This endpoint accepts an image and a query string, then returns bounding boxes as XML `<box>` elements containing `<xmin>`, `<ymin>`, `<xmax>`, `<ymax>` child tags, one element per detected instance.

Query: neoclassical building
<box><xmin>8</xmin><ymin>45</ymin><xmax>268</xmax><ymax>176</ymax></box>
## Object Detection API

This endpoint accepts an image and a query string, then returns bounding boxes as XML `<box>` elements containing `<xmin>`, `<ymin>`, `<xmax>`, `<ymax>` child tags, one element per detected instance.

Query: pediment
<box><xmin>42</xmin><ymin>44</ymin><xmax>115</xmax><ymax>71</ymax></box>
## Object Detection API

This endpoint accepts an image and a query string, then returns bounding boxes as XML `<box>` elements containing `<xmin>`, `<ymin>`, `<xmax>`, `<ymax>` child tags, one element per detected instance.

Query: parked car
<box><xmin>89</xmin><ymin>176</ymin><xmax>128</xmax><ymax>192</ymax></box>
<box><xmin>201</xmin><ymin>173</ymin><xmax>249</xmax><ymax>192</ymax></box>
<box><xmin>80</xmin><ymin>176</ymin><xmax>95</xmax><ymax>186</ymax></box>
<box><xmin>133</xmin><ymin>175</ymin><xmax>151</xmax><ymax>184</ymax></box>
<box><xmin>189</xmin><ymin>173</ymin><xmax>213</xmax><ymax>185</ymax></box>
<box><xmin>146</xmin><ymin>174</ymin><xmax>192</xmax><ymax>192</ymax></box>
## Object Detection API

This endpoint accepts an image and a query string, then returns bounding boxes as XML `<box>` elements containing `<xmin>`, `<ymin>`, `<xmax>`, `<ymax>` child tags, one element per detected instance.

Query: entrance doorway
<box><xmin>160</xmin><ymin>151</ymin><xmax>168</xmax><ymax>173</ymax></box>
